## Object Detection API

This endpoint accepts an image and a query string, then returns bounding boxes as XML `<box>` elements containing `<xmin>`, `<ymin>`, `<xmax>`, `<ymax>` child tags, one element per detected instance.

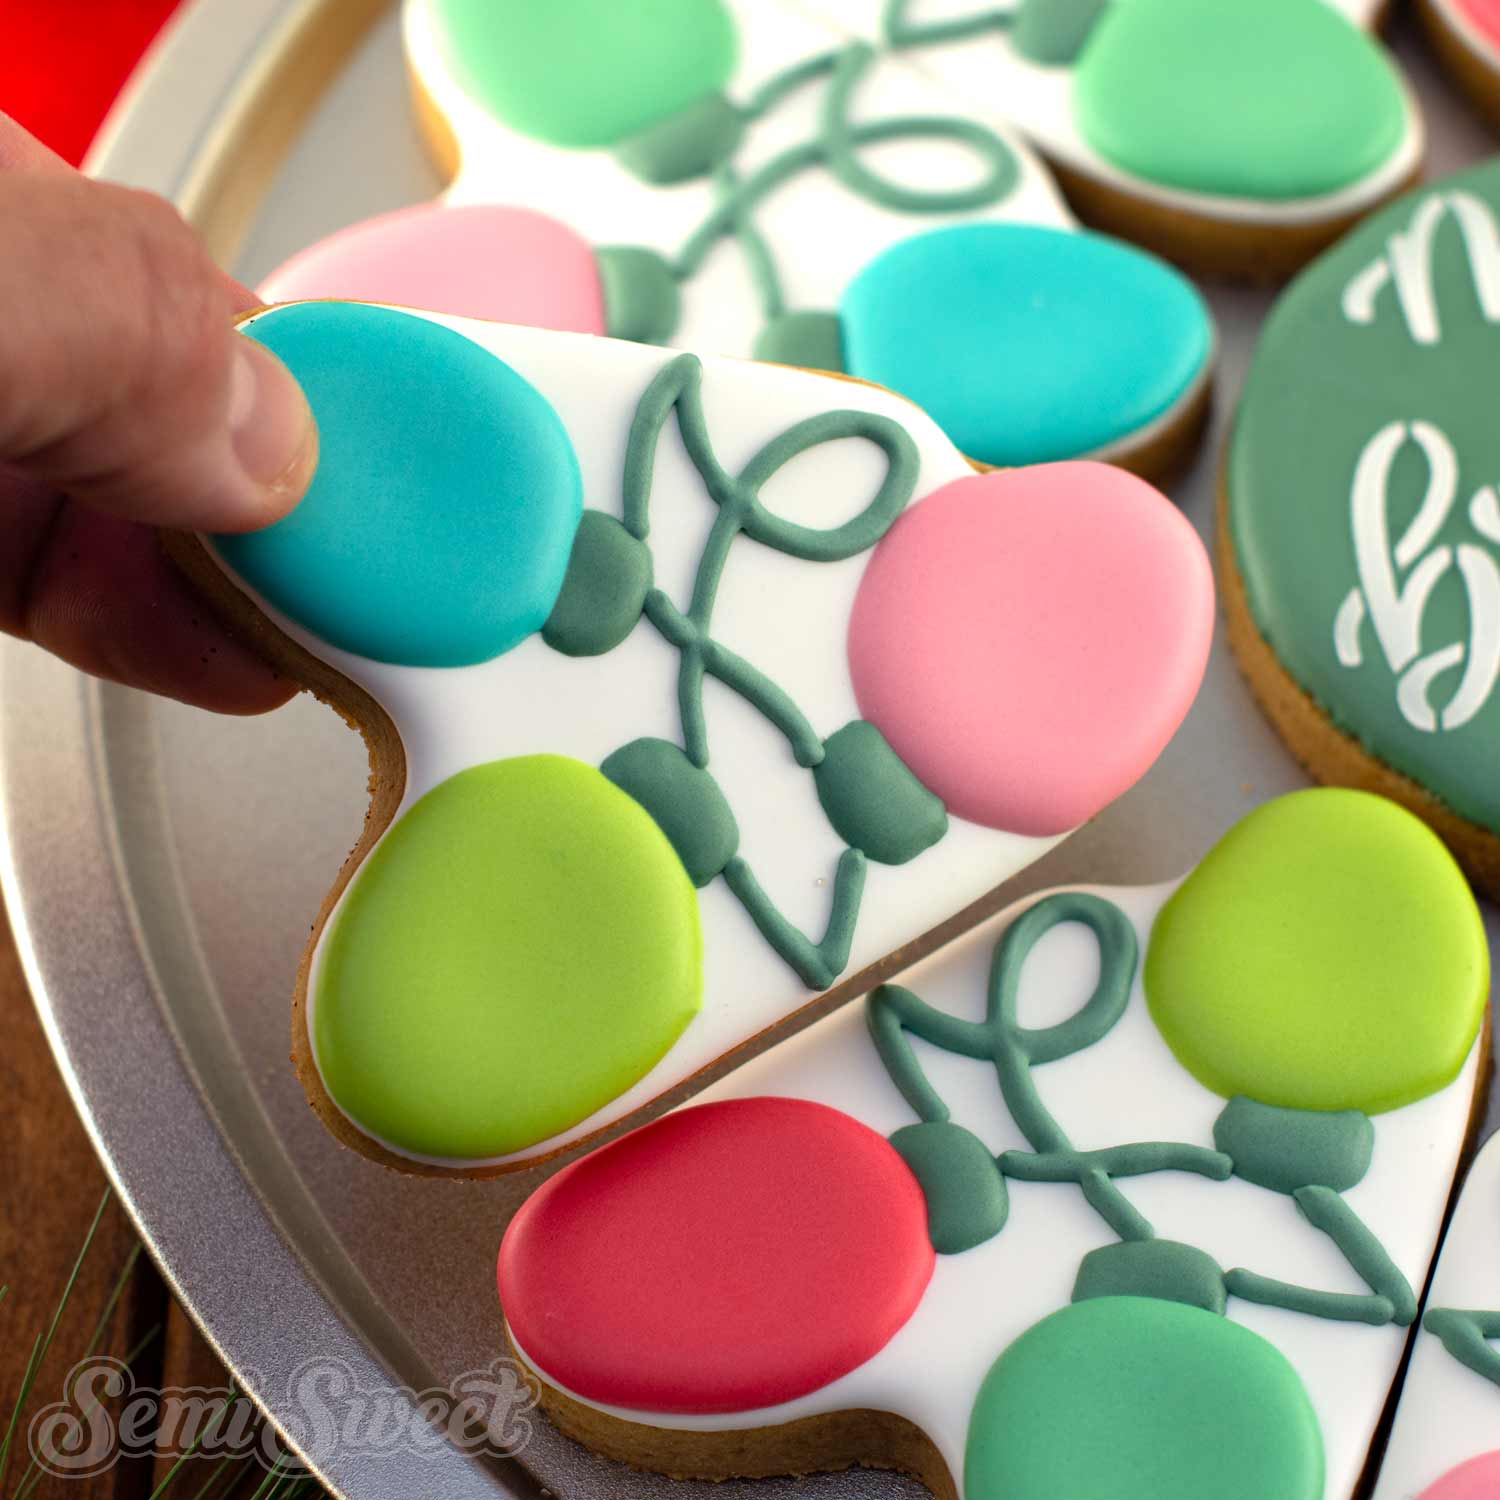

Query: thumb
<box><xmin>0</xmin><ymin>174</ymin><xmax>317</xmax><ymax>533</ymax></box>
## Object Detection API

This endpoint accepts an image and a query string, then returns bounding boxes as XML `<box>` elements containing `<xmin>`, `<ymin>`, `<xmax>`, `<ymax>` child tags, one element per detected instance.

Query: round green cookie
<box><xmin>1229</xmin><ymin>161</ymin><xmax>1500</xmax><ymax>877</ymax></box>
<box><xmin>313</xmin><ymin>755</ymin><xmax>702</xmax><ymax>1160</ymax></box>
<box><xmin>1144</xmin><ymin>789</ymin><xmax>1486</xmax><ymax>1116</ymax></box>
<box><xmin>965</xmin><ymin>1296</ymin><xmax>1323</xmax><ymax>1500</ymax></box>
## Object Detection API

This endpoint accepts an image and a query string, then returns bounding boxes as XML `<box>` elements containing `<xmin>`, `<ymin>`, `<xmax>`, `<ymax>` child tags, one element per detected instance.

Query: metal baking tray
<box><xmin>3</xmin><ymin>2</ymin><xmax>1497</xmax><ymax>1496</ymax></box>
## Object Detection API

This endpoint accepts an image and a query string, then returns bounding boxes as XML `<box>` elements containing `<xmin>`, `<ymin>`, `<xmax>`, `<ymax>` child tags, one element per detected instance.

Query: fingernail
<box><xmin>229</xmin><ymin>336</ymin><xmax>318</xmax><ymax>513</ymax></box>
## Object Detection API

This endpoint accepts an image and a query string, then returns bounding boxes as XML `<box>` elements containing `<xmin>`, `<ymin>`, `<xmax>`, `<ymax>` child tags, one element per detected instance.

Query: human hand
<box><xmin>0</xmin><ymin>114</ymin><xmax>317</xmax><ymax>713</ymax></box>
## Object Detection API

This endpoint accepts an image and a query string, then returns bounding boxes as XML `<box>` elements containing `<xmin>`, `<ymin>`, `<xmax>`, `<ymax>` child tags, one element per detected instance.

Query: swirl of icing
<box><xmin>1332</xmin><ymin>421</ymin><xmax>1500</xmax><ymax>734</ymax></box>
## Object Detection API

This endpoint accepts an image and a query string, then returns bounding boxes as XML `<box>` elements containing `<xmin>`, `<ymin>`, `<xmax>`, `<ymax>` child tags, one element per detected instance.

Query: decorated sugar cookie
<box><xmin>1420</xmin><ymin>0</ymin><xmax>1500</xmax><ymax>132</ymax></box>
<box><xmin>258</xmin><ymin>0</ymin><xmax>1215</xmax><ymax>476</ymax></box>
<box><xmin>1226</xmin><ymin>161</ymin><xmax>1500</xmax><ymax>899</ymax></box>
<box><xmin>793</xmin><ymin>0</ymin><xmax>1420</xmax><ymax>279</ymax></box>
<box><xmin>497</xmin><ymin>789</ymin><xmax>1491</xmax><ymax>1500</ymax></box>
<box><xmin>173</xmin><ymin>300</ymin><xmax>1213</xmax><ymax>1175</ymax></box>
<box><xmin>1374</xmin><ymin>1134</ymin><xmax>1500</xmax><ymax>1500</ymax></box>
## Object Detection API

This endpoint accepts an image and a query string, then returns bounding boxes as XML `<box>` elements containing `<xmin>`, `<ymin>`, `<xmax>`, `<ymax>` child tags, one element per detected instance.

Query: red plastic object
<box><xmin>0</xmin><ymin>0</ymin><xmax>185</xmax><ymax>166</ymax></box>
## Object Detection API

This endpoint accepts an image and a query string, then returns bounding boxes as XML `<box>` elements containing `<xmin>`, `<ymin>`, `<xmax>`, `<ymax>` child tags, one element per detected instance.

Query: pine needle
<box><xmin>0</xmin><ymin>1188</ymin><xmax>112</xmax><ymax>1488</ymax></box>
<box><xmin>186</xmin><ymin>1447</ymin><xmax>249</xmax><ymax>1500</ymax></box>
<box><xmin>80</xmin><ymin>1243</ymin><xmax>144</xmax><ymax>1369</ymax></box>
<box><xmin>12</xmin><ymin>1320</ymin><xmax>163</xmax><ymax>1500</ymax></box>
<box><xmin>264</xmin><ymin>1467</ymin><xmax>304</xmax><ymax>1500</ymax></box>
<box><xmin>144</xmin><ymin>1392</ymin><xmax>238</xmax><ymax>1500</ymax></box>
<box><xmin>0</xmin><ymin>1333</ymin><xmax>43</xmax><ymax>1490</ymax></box>
<box><xmin>0</xmin><ymin>1197</ymin><xmax>323</xmax><ymax>1500</ymax></box>
<box><xmin>172</xmin><ymin>1388</ymin><xmax>259</xmax><ymax>1500</ymax></box>
<box><xmin>240</xmin><ymin>1450</ymin><xmax>295</xmax><ymax>1500</ymax></box>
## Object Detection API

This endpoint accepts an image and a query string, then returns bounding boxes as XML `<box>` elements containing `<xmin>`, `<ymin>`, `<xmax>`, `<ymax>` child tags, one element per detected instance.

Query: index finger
<box><xmin>0</xmin><ymin>110</ymin><xmax>73</xmax><ymax>174</ymax></box>
<box><xmin>0</xmin><ymin>110</ymin><xmax>262</xmax><ymax>332</ymax></box>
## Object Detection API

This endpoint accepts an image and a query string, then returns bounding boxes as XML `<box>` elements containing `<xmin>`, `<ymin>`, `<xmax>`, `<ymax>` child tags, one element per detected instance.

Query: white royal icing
<box><xmin>792</xmin><ymin>0</ymin><xmax>1421</xmax><ymax>228</ymax></box>
<box><xmin>510</xmin><ymin>878</ymin><xmax>1484</xmax><ymax>1500</ymax></box>
<box><xmin>218</xmin><ymin>311</ymin><xmax>1086</xmax><ymax>1170</ymax></box>
<box><xmin>1371</xmin><ymin>1135</ymin><xmax>1500</xmax><ymax>1500</ymax></box>
<box><xmin>405</xmin><ymin>0</ymin><xmax>1073</xmax><ymax>361</ymax></box>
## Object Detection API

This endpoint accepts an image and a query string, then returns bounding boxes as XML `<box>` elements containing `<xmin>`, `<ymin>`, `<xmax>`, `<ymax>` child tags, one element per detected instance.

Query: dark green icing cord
<box><xmin>542</xmin><ymin>511</ymin><xmax>653</xmax><ymax>657</ymax></box>
<box><xmin>1214</xmin><ymin>1096</ymin><xmax>1375</xmax><ymax>1196</ymax></box>
<box><xmin>890</xmin><ymin>1120</ymin><xmax>1009</xmax><ymax>1254</ymax></box>
<box><xmin>884</xmin><ymin>0</ymin><xmax>1014</xmax><ymax>50</ymax></box>
<box><xmin>868</xmin><ymin>983</ymin><xmax>990</xmax><ymax>1125</ymax></box>
<box><xmin>867</xmin><ymin>892</ymin><xmax>1420</xmax><ymax>1328</ymax></box>
<box><xmin>722</xmin><ymin>850</ymin><xmax>865</xmax><ymax>991</ymax></box>
<box><xmin>1296</xmin><ymin>1186</ymin><xmax>1416</xmax><ymax>1325</ymax></box>
<box><xmin>645</xmin><ymin>589</ymin><xmax>826</xmax><ymax>769</ymax></box>
<box><xmin>870</xmin><ymin>893</ymin><xmax>1231</xmax><ymax>1249</ymax></box>
<box><xmin>1001</xmin><ymin>1142</ymin><xmax>1233</xmax><ymax>1184</ymax></box>
<box><xmin>1223</xmin><ymin>1271</ymin><xmax>1393</xmax><ymax>1328</ymax></box>
<box><xmin>713</xmin><ymin>161</ymin><xmax>785</xmax><ymax>323</ymax></box>
<box><xmin>820</xmin><ymin>44</ymin><xmax>1018</xmax><ymax>214</ymax></box>
<box><xmin>1425</xmin><ymin>1307</ymin><xmax>1500</xmax><ymax>1387</ymax></box>
<box><xmin>579</xmin><ymin>352</ymin><xmax>931</xmax><ymax>989</ymax></box>
<box><xmin>1225</xmin><ymin>1187</ymin><xmax>1416</xmax><ymax>1327</ymax></box>
<box><xmin>740</xmin><ymin>47</ymin><xmax>845</xmax><ymax>121</ymax></box>
<box><xmin>598</xmin><ymin>34</ymin><xmax>1019</xmax><ymax>343</ymax></box>
<box><xmin>1073</xmin><ymin>1239</ymin><xmax>1227</xmax><ymax>1316</ymax></box>
<box><xmin>884</xmin><ymin>0</ymin><xmax>1106</xmax><ymax>62</ymax></box>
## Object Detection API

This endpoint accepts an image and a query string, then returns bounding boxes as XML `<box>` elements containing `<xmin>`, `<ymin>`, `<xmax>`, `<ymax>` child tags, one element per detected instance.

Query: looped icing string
<box><xmin>868</xmin><ymin>893</ymin><xmax>1416</xmax><ymax>1326</ymax></box>
<box><xmin>667</xmin><ymin>41</ymin><xmax>1020</xmax><ymax>325</ymax></box>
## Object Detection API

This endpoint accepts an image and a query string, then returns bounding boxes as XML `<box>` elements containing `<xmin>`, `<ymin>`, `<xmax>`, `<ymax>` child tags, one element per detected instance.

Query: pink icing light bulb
<box><xmin>1420</xmin><ymin>1451</ymin><xmax>1500</xmax><ymax>1500</ymax></box>
<box><xmin>260</xmin><ymin>202</ymin><xmax>607</xmax><ymax>335</ymax></box>
<box><xmin>846</xmin><ymin>464</ymin><xmax>1213</xmax><ymax>838</ymax></box>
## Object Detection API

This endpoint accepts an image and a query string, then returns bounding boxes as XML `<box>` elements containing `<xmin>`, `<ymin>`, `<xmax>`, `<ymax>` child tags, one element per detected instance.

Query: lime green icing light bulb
<box><xmin>1144</xmin><ymin>788</ymin><xmax>1487</xmax><ymax>1116</ymax></box>
<box><xmin>314</xmin><ymin>755</ymin><xmax>703</xmax><ymax>1160</ymax></box>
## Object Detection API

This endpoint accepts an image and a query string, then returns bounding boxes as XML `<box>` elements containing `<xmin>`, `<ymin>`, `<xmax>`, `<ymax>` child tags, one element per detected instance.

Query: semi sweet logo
<box><xmin>1341</xmin><ymin>191</ymin><xmax>1500</xmax><ymax>344</ymax></box>
<box><xmin>1333</xmin><ymin>421</ymin><xmax>1500</xmax><ymax>733</ymax></box>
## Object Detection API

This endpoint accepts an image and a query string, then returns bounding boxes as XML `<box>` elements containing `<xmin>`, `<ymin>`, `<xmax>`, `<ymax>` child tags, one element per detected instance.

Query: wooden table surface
<box><xmin>1</xmin><ymin>896</ymin><xmax>310</xmax><ymax>1498</ymax></box>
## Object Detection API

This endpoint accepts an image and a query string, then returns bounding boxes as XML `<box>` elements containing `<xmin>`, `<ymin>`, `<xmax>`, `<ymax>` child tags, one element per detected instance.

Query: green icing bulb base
<box><xmin>752</xmin><ymin>310</ymin><xmax>847</xmax><ymax>374</ymax></box>
<box><xmin>1072</xmin><ymin>1240</ymin><xmax>1227</xmax><ymax>1316</ymax></box>
<box><xmin>600</xmin><ymin>737</ymin><xmax>740</xmax><ymax>888</ymax></box>
<box><xmin>615</xmin><ymin>91</ymin><xmax>745</xmax><ymax>184</ymax></box>
<box><xmin>598</xmin><ymin>246</ymin><xmax>683</xmax><ymax>344</ymax></box>
<box><xmin>814</xmin><ymin>720</ymin><xmax>948</xmax><ymax>866</ymax></box>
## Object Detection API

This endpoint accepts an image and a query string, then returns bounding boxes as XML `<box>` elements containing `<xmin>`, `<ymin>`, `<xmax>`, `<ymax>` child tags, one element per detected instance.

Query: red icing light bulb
<box><xmin>498</xmin><ymin>1096</ymin><xmax>934</xmax><ymax>1413</ymax></box>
